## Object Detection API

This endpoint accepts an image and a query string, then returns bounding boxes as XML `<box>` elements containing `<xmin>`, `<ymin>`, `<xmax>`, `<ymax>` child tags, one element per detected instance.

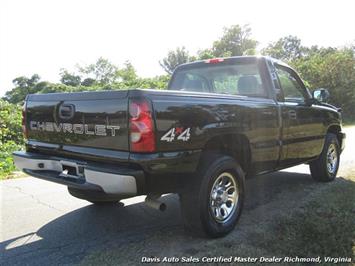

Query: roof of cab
<box><xmin>174</xmin><ymin>55</ymin><xmax>290</xmax><ymax>71</ymax></box>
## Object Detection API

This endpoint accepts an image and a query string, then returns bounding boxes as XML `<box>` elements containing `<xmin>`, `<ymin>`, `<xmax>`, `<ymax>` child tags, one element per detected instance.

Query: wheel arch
<box><xmin>199</xmin><ymin>134</ymin><xmax>251</xmax><ymax>174</ymax></box>
<box><xmin>327</xmin><ymin>124</ymin><xmax>342</xmax><ymax>147</ymax></box>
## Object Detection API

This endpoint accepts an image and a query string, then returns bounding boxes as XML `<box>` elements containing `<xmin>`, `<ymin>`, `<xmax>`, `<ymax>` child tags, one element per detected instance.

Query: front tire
<box><xmin>179</xmin><ymin>154</ymin><xmax>245</xmax><ymax>238</ymax></box>
<box><xmin>310</xmin><ymin>133</ymin><xmax>340</xmax><ymax>182</ymax></box>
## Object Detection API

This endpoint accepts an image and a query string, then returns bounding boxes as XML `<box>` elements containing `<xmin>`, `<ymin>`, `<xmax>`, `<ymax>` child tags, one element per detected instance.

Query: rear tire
<box><xmin>179</xmin><ymin>153</ymin><xmax>244</xmax><ymax>238</ymax></box>
<box><xmin>309</xmin><ymin>133</ymin><xmax>340</xmax><ymax>182</ymax></box>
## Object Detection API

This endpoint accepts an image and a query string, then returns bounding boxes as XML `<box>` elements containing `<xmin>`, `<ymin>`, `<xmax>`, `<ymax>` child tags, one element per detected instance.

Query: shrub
<box><xmin>0</xmin><ymin>100</ymin><xmax>24</xmax><ymax>177</ymax></box>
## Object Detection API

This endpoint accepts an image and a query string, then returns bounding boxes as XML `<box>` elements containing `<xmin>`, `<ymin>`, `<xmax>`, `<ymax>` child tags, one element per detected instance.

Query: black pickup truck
<box><xmin>14</xmin><ymin>56</ymin><xmax>345</xmax><ymax>237</ymax></box>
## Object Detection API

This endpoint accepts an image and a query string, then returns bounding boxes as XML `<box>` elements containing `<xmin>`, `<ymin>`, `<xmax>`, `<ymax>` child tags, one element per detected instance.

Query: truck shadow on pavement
<box><xmin>0</xmin><ymin>171</ymin><xmax>331</xmax><ymax>265</ymax></box>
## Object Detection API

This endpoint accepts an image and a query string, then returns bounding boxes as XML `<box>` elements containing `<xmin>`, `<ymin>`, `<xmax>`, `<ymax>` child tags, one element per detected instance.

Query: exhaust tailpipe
<box><xmin>145</xmin><ymin>195</ymin><xmax>166</xmax><ymax>211</ymax></box>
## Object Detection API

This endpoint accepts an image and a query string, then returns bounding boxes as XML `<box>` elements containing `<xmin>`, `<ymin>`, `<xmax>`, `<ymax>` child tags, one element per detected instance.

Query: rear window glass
<box><xmin>169</xmin><ymin>63</ymin><xmax>266</xmax><ymax>97</ymax></box>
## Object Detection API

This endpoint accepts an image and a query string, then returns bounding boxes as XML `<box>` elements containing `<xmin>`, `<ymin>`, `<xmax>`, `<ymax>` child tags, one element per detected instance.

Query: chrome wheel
<box><xmin>326</xmin><ymin>143</ymin><xmax>338</xmax><ymax>174</ymax></box>
<box><xmin>210</xmin><ymin>172</ymin><xmax>238</xmax><ymax>224</ymax></box>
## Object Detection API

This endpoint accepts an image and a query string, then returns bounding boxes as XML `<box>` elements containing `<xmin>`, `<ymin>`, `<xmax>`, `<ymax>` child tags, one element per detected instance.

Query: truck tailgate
<box><xmin>26</xmin><ymin>90</ymin><xmax>129</xmax><ymax>151</ymax></box>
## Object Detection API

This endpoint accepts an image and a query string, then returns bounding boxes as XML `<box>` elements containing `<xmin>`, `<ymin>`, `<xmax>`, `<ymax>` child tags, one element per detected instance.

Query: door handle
<box><xmin>288</xmin><ymin>110</ymin><xmax>297</xmax><ymax>119</ymax></box>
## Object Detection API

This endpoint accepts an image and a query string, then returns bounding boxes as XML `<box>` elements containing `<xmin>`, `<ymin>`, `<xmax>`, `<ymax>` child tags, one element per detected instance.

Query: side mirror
<box><xmin>313</xmin><ymin>88</ymin><xmax>330</xmax><ymax>103</ymax></box>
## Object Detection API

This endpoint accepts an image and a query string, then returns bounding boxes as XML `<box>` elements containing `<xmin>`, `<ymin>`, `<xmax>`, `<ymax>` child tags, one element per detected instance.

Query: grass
<box><xmin>258</xmin><ymin>176</ymin><xmax>355</xmax><ymax>261</ymax></box>
<box><xmin>0</xmin><ymin>171</ymin><xmax>27</xmax><ymax>180</ymax></box>
<box><xmin>230</xmin><ymin>174</ymin><xmax>355</xmax><ymax>265</ymax></box>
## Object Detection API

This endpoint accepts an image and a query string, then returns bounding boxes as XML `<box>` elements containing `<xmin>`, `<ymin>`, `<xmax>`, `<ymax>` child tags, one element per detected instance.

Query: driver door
<box><xmin>275</xmin><ymin>64</ymin><xmax>324</xmax><ymax>167</ymax></box>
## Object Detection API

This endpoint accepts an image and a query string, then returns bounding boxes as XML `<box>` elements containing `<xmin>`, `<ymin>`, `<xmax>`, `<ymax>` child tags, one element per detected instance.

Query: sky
<box><xmin>1</xmin><ymin>0</ymin><xmax>354</xmax><ymax>96</ymax></box>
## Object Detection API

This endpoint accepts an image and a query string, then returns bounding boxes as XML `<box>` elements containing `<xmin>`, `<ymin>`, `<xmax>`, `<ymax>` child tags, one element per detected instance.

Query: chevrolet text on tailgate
<box><xmin>14</xmin><ymin>56</ymin><xmax>345</xmax><ymax>237</ymax></box>
<box><xmin>29</xmin><ymin>121</ymin><xmax>121</xmax><ymax>136</ymax></box>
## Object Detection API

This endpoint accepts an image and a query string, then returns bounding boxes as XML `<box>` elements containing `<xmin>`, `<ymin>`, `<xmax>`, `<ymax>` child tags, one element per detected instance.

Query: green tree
<box><xmin>196</xmin><ymin>49</ymin><xmax>215</xmax><ymax>60</ymax></box>
<box><xmin>0</xmin><ymin>100</ymin><xmax>24</xmax><ymax>176</ymax></box>
<box><xmin>292</xmin><ymin>47</ymin><xmax>355</xmax><ymax>121</ymax></box>
<box><xmin>13</xmin><ymin>74</ymin><xmax>40</xmax><ymax>89</ymax></box>
<box><xmin>81</xmin><ymin>78</ymin><xmax>96</xmax><ymax>87</ymax></box>
<box><xmin>59</xmin><ymin>69</ymin><xmax>81</xmax><ymax>86</ymax></box>
<box><xmin>159</xmin><ymin>47</ymin><xmax>191</xmax><ymax>74</ymax></box>
<box><xmin>262</xmin><ymin>35</ymin><xmax>303</xmax><ymax>61</ymax></box>
<box><xmin>3</xmin><ymin>77</ymin><xmax>79</xmax><ymax>104</ymax></box>
<box><xmin>0</xmin><ymin>99</ymin><xmax>23</xmax><ymax>144</ymax></box>
<box><xmin>77</xmin><ymin>57</ymin><xmax>118</xmax><ymax>84</ymax></box>
<box><xmin>135</xmin><ymin>75</ymin><xmax>170</xmax><ymax>89</ymax></box>
<box><xmin>4</xmin><ymin>74</ymin><xmax>41</xmax><ymax>104</ymax></box>
<box><xmin>212</xmin><ymin>24</ymin><xmax>257</xmax><ymax>57</ymax></box>
<box><xmin>116</xmin><ymin>61</ymin><xmax>138</xmax><ymax>81</ymax></box>
<box><xmin>159</xmin><ymin>25</ymin><xmax>257</xmax><ymax>72</ymax></box>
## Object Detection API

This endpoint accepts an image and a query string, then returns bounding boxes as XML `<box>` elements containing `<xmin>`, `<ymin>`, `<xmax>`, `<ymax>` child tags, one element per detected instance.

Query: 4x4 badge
<box><xmin>161</xmin><ymin>127</ymin><xmax>191</xmax><ymax>142</ymax></box>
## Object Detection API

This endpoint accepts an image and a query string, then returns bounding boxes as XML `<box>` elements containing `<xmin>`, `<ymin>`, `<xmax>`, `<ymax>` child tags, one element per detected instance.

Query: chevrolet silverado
<box><xmin>14</xmin><ymin>56</ymin><xmax>345</xmax><ymax>237</ymax></box>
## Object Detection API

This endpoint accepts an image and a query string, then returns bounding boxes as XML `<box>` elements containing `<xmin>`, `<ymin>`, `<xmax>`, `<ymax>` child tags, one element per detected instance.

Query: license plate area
<box><xmin>59</xmin><ymin>160</ymin><xmax>85</xmax><ymax>179</ymax></box>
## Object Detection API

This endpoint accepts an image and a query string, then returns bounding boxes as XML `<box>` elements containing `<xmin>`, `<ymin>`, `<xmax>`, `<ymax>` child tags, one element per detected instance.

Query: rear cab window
<box><xmin>168</xmin><ymin>58</ymin><xmax>267</xmax><ymax>98</ymax></box>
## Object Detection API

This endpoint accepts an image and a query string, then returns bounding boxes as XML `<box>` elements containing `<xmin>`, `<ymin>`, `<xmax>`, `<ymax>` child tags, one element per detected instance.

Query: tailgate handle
<box><xmin>59</xmin><ymin>104</ymin><xmax>75</xmax><ymax>119</ymax></box>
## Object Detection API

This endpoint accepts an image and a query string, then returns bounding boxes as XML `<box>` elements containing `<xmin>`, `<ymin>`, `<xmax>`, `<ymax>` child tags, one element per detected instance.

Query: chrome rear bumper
<box><xmin>13</xmin><ymin>151</ymin><xmax>143</xmax><ymax>198</ymax></box>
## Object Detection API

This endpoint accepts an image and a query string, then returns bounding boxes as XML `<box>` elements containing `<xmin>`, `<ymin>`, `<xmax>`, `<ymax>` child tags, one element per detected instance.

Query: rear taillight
<box><xmin>22</xmin><ymin>104</ymin><xmax>28</xmax><ymax>139</ymax></box>
<box><xmin>129</xmin><ymin>98</ymin><xmax>155</xmax><ymax>153</ymax></box>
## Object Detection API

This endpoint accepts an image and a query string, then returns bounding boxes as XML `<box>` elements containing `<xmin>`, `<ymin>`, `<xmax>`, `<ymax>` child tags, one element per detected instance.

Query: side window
<box><xmin>275</xmin><ymin>66</ymin><xmax>305</xmax><ymax>102</ymax></box>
